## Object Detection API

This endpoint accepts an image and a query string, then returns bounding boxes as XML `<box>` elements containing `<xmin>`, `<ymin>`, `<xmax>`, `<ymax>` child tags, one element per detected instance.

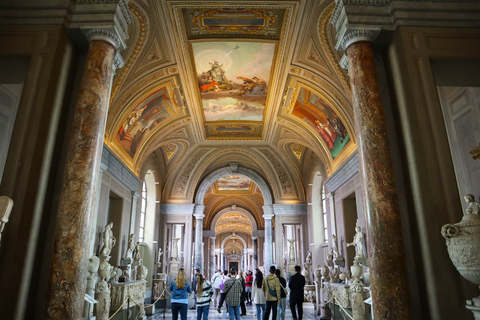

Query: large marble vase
<box><xmin>442</xmin><ymin>213</ymin><xmax>480</xmax><ymax>318</ymax></box>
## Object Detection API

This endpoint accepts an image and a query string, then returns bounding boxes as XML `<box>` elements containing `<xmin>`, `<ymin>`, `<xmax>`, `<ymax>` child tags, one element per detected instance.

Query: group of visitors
<box><xmin>168</xmin><ymin>265</ymin><xmax>306</xmax><ymax>320</ymax></box>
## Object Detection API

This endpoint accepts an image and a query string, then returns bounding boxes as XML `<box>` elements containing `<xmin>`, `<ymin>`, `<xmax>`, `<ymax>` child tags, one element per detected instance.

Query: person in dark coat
<box><xmin>288</xmin><ymin>265</ymin><xmax>305</xmax><ymax>320</ymax></box>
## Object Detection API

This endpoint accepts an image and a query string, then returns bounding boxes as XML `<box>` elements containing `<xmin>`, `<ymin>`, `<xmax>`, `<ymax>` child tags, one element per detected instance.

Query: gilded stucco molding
<box><xmin>319</xmin><ymin>4</ymin><xmax>351</xmax><ymax>96</ymax></box>
<box><xmin>110</xmin><ymin>2</ymin><xmax>148</xmax><ymax>104</ymax></box>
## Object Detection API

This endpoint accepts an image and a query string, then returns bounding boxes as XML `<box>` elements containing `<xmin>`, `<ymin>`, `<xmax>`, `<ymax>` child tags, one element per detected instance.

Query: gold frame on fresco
<box><xmin>284</xmin><ymin>79</ymin><xmax>357</xmax><ymax>170</ymax></box>
<box><xmin>107</xmin><ymin>79</ymin><xmax>187</xmax><ymax>172</ymax></box>
<box><xmin>187</xmin><ymin>39</ymin><xmax>279</xmax><ymax>139</ymax></box>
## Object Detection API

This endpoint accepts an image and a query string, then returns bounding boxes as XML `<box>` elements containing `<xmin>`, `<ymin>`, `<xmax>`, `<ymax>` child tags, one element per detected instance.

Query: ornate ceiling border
<box><xmin>110</xmin><ymin>2</ymin><xmax>149</xmax><ymax>104</ymax></box>
<box><xmin>318</xmin><ymin>4</ymin><xmax>351</xmax><ymax>96</ymax></box>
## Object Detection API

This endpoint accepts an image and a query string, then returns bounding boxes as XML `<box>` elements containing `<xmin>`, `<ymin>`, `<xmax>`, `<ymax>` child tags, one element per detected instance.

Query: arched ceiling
<box><xmin>104</xmin><ymin>0</ymin><xmax>356</xmax><ymax>205</ymax></box>
<box><xmin>215</xmin><ymin>212</ymin><xmax>252</xmax><ymax>235</ymax></box>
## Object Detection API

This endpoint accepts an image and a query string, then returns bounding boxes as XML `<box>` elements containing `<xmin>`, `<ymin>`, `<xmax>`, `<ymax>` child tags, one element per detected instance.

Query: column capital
<box><xmin>262</xmin><ymin>205</ymin><xmax>274</xmax><ymax>219</ymax></box>
<box><xmin>209</xmin><ymin>236</ymin><xmax>216</xmax><ymax>241</ymax></box>
<box><xmin>251</xmin><ymin>236</ymin><xmax>258</xmax><ymax>240</ymax></box>
<box><xmin>131</xmin><ymin>190</ymin><xmax>140</xmax><ymax>199</ymax></box>
<box><xmin>193</xmin><ymin>204</ymin><xmax>205</xmax><ymax>219</ymax></box>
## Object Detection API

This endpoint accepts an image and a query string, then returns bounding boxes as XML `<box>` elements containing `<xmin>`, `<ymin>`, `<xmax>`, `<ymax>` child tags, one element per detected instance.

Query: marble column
<box><xmin>263</xmin><ymin>205</ymin><xmax>274</xmax><ymax>269</ymax></box>
<box><xmin>46</xmin><ymin>36</ymin><xmax>118</xmax><ymax>319</ymax></box>
<box><xmin>243</xmin><ymin>250</ymin><xmax>247</xmax><ymax>271</ymax></box>
<box><xmin>210</xmin><ymin>236</ymin><xmax>216</xmax><ymax>279</ymax></box>
<box><xmin>252</xmin><ymin>236</ymin><xmax>258</xmax><ymax>269</ymax></box>
<box><xmin>344</xmin><ymin>37</ymin><xmax>411</xmax><ymax>318</ymax></box>
<box><xmin>220</xmin><ymin>248</ymin><xmax>225</xmax><ymax>271</ymax></box>
<box><xmin>193</xmin><ymin>205</ymin><xmax>205</xmax><ymax>272</ymax></box>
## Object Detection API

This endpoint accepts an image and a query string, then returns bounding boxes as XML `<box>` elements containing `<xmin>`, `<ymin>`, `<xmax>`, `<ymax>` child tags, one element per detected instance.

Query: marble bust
<box><xmin>464</xmin><ymin>194</ymin><xmax>480</xmax><ymax>215</ymax></box>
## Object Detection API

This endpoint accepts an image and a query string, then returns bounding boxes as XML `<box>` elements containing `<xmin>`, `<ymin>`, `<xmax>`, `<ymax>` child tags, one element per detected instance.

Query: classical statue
<box><xmin>134</xmin><ymin>241</ymin><xmax>141</xmax><ymax>261</ymax></box>
<box><xmin>157</xmin><ymin>248</ymin><xmax>163</xmax><ymax>264</ymax></box>
<box><xmin>465</xmin><ymin>194</ymin><xmax>480</xmax><ymax>215</ymax></box>
<box><xmin>125</xmin><ymin>234</ymin><xmax>135</xmax><ymax>260</ymax></box>
<box><xmin>331</xmin><ymin>234</ymin><xmax>341</xmax><ymax>260</ymax></box>
<box><xmin>100</xmin><ymin>222</ymin><xmax>115</xmax><ymax>256</ymax></box>
<box><xmin>347</xmin><ymin>224</ymin><xmax>365</xmax><ymax>261</ymax></box>
<box><xmin>305</xmin><ymin>251</ymin><xmax>312</xmax><ymax>264</ymax></box>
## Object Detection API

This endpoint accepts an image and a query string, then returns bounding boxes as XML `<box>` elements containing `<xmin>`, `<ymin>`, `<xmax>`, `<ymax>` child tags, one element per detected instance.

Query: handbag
<box><xmin>266</xmin><ymin>279</ymin><xmax>277</xmax><ymax>297</ymax></box>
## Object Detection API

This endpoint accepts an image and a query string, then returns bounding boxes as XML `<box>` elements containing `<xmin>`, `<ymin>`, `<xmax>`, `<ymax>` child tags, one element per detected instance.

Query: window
<box><xmin>322</xmin><ymin>185</ymin><xmax>328</xmax><ymax>242</ymax></box>
<box><xmin>139</xmin><ymin>181</ymin><xmax>147</xmax><ymax>242</ymax></box>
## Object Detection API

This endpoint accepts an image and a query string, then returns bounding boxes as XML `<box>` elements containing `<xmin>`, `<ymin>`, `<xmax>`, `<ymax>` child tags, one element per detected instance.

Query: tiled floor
<box><xmin>147</xmin><ymin>302</ymin><xmax>316</xmax><ymax>320</ymax></box>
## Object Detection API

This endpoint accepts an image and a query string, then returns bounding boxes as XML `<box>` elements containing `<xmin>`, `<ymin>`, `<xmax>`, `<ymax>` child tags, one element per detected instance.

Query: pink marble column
<box><xmin>45</xmin><ymin>39</ymin><xmax>116</xmax><ymax>319</ymax></box>
<box><xmin>346</xmin><ymin>41</ymin><xmax>411</xmax><ymax>319</ymax></box>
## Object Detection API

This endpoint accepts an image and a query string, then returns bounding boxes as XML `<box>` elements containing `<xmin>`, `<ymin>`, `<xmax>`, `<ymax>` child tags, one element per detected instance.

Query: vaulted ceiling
<box><xmin>104</xmin><ymin>0</ymin><xmax>356</xmax><ymax>213</ymax></box>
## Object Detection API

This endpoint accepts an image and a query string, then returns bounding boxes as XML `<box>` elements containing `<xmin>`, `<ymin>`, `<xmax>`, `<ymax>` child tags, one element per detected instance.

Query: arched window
<box><xmin>139</xmin><ymin>181</ymin><xmax>147</xmax><ymax>242</ymax></box>
<box><xmin>322</xmin><ymin>184</ymin><xmax>328</xmax><ymax>242</ymax></box>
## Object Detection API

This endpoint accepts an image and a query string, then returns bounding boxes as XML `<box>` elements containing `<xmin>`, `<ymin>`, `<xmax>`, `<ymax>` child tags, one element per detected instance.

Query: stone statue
<box><xmin>306</xmin><ymin>251</ymin><xmax>312</xmax><ymax>264</ymax></box>
<box><xmin>134</xmin><ymin>241</ymin><xmax>141</xmax><ymax>261</ymax></box>
<box><xmin>0</xmin><ymin>196</ymin><xmax>13</xmax><ymax>247</ymax></box>
<box><xmin>125</xmin><ymin>233</ymin><xmax>135</xmax><ymax>260</ymax></box>
<box><xmin>157</xmin><ymin>248</ymin><xmax>163</xmax><ymax>264</ymax></box>
<box><xmin>325</xmin><ymin>249</ymin><xmax>334</xmax><ymax>267</ymax></box>
<box><xmin>347</xmin><ymin>223</ymin><xmax>365</xmax><ymax>262</ymax></box>
<box><xmin>288</xmin><ymin>239</ymin><xmax>296</xmax><ymax>262</ymax></box>
<box><xmin>100</xmin><ymin>222</ymin><xmax>115</xmax><ymax>256</ymax></box>
<box><xmin>331</xmin><ymin>234</ymin><xmax>341</xmax><ymax>260</ymax></box>
<box><xmin>84</xmin><ymin>256</ymin><xmax>100</xmax><ymax>317</ymax></box>
<box><xmin>465</xmin><ymin>194</ymin><xmax>480</xmax><ymax>215</ymax></box>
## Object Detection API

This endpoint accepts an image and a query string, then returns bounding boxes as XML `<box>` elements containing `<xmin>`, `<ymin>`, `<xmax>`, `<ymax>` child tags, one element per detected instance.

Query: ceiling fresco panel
<box><xmin>116</xmin><ymin>86</ymin><xmax>175</xmax><ymax>158</ymax></box>
<box><xmin>292</xmin><ymin>87</ymin><xmax>351</xmax><ymax>160</ymax></box>
<box><xmin>216</xmin><ymin>175</ymin><xmax>251</xmax><ymax>192</ymax></box>
<box><xmin>183</xmin><ymin>8</ymin><xmax>285</xmax><ymax>40</ymax></box>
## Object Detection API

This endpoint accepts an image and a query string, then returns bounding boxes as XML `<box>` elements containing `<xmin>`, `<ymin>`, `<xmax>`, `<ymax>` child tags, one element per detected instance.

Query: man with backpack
<box><xmin>211</xmin><ymin>269</ymin><xmax>222</xmax><ymax>308</ymax></box>
<box><xmin>262</xmin><ymin>265</ymin><xmax>281</xmax><ymax>320</ymax></box>
<box><xmin>217</xmin><ymin>270</ymin><xmax>230</xmax><ymax>313</ymax></box>
<box><xmin>223</xmin><ymin>268</ymin><xmax>243</xmax><ymax>320</ymax></box>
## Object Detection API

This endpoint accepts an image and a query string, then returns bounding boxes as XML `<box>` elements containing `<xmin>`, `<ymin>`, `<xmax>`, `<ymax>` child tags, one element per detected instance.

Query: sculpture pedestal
<box><xmin>324</xmin><ymin>282</ymin><xmax>370</xmax><ymax>320</ymax></box>
<box><xmin>169</xmin><ymin>260</ymin><xmax>179</xmax><ymax>276</ymax></box>
<box><xmin>111</xmin><ymin>280</ymin><xmax>147</xmax><ymax>320</ymax></box>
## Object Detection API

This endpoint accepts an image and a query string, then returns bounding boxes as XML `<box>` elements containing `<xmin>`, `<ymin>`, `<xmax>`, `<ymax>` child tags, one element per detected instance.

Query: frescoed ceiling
<box><xmin>102</xmin><ymin>0</ymin><xmax>357</xmax><ymax>205</ymax></box>
<box><xmin>215</xmin><ymin>212</ymin><xmax>253</xmax><ymax>235</ymax></box>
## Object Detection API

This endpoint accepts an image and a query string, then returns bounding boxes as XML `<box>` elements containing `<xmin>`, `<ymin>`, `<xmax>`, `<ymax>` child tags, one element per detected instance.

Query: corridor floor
<box><xmin>147</xmin><ymin>302</ymin><xmax>316</xmax><ymax>320</ymax></box>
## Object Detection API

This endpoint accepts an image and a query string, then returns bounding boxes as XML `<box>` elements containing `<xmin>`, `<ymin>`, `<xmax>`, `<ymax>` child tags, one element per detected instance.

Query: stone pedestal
<box><xmin>345</xmin><ymin>39</ymin><xmax>411</xmax><ymax>319</ymax></box>
<box><xmin>324</xmin><ymin>282</ymin><xmax>369</xmax><ymax>320</ymax></box>
<box><xmin>95</xmin><ymin>280</ymin><xmax>111</xmax><ymax>320</ymax></box>
<box><xmin>111</xmin><ymin>280</ymin><xmax>147</xmax><ymax>320</ymax></box>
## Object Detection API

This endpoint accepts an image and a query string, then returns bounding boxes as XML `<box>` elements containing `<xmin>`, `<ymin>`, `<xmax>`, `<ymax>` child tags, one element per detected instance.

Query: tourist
<box><xmin>275</xmin><ymin>269</ymin><xmax>287</xmax><ymax>320</ymax></box>
<box><xmin>223</xmin><ymin>268</ymin><xmax>243</xmax><ymax>320</ymax></box>
<box><xmin>262</xmin><ymin>265</ymin><xmax>281</xmax><ymax>320</ymax></box>
<box><xmin>245</xmin><ymin>271</ymin><xmax>253</xmax><ymax>305</ymax></box>
<box><xmin>289</xmin><ymin>265</ymin><xmax>306</xmax><ymax>320</ymax></box>
<box><xmin>252</xmin><ymin>269</ymin><xmax>266</xmax><ymax>320</ymax></box>
<box><xmin>217</xmin><ymin>270</ymin><xmax>230</xmax><ymax>313</ymax></box>
<box><xmin>169</xmin><ymin>268</ymin><xmax>192</xmax><ymax>320</ymax></box>
<box><xmin>196</xmin><ymin>274</ymin><xmax>213</xmax><ymax>320</ymax></box>
<box><xmin>211</xmin><ymin>269</ymin><xmax>222</xmax><ymax>307</ymax></box>
<box><xmin>238</xmin><ymin>270</ymin><xmax>247</xmax><ymax>316</ymax></box>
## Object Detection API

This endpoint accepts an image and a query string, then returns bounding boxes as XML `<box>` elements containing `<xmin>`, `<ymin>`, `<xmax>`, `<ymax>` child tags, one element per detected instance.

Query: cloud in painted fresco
<box><xmin>228</xmin><ymin>43</ymin><xmax>275</xmax><ymax>83</ymax></box>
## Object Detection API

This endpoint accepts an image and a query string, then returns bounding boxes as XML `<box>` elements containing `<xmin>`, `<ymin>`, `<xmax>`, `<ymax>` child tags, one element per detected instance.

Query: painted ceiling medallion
<box><xmin>292</xmin><ymin>87</ymin><xmax>350</xmax><ymax>160</ymax></box>
<box><xmin>291</xmin><ymin>143</ymin><xmax>305</xmax><ymax>160</ymax></box>
<box><xmin>163</xmin><ymin>144</ymin><xmax>177</xmax><ymax>160</ymax></box>
<box><xmin>183</xmin><ymin>8</ymin><xmax>284</xmax><ymax>40</ymax></box>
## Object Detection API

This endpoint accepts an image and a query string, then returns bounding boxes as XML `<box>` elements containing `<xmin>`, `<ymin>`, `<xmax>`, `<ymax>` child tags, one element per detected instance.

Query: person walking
<box><xmin>275</xmin><ymin>269</ymin><xmax>287</xmax><ymax>320</ymax></box>
<box><xmin>252</xmin><ymin>269</ymin><xmax>266</xmax><ymax>320</ymax></box>
<box><xmin>192</xmin><ymin>268</ymin><xmax>200</xmax><ymax>309</ymax></box>
<box><xmin>262</xmin><ymin>265</ymin><xmax>281</xmax><ymax>320</ymax></box>
<box><xmin>245</xmin><ymin>271</ymin><xmax>253</xmax><ymax>305</ymax></box>
<box><xmin>169</xmin><ymin>268</ymin><xmax>192</xmax><ymax>320</ymax></box>
<box><xmin>196</xmin><ymin>274</ymin><xmax>213</xmax><ymax>320</ymax></box>
<box><xmin>211</xmin><ymin>269</ymin><xmax>222</xmax><ymax>308</ymax></box>
<box><xmin>238</xmin><ymin>270</ymin><xmax>247</xmax><ymax>316</ymax></box>
<box><xmin>223</xmin><ymin>268</ymin><xmax>243</xmax><ymax>320</ymax></box>
<box><xmin>217</xmin><ymin>270</ymin><xmax>230</xmax><ymax>313</ymax></box>
<box><xmin>288</xmin><ymin>265</ymin><xmax>306</xmax><ymax>320</ymax></box>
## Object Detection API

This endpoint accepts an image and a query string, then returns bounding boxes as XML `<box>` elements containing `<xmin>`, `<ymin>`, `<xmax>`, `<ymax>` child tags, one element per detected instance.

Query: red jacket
<box><xmin>245</xmin><ymin>275</ymin><xmax>253</xmax><ymax>287</ymax></box>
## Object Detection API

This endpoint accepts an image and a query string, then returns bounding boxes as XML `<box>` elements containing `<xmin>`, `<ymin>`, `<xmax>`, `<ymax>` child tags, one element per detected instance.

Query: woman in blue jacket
<box><xmin>169</xmin><ymin>268</ymin><xmax>192</xmax><ymax>320</ymax></box>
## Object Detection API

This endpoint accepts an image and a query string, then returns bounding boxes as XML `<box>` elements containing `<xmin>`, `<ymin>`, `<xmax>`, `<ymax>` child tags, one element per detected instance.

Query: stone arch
<box><xmin>221</xmin><ymin>234</ymin><xmax>247</xmax><ymax>250</ymax></box>
<box><xmin>195</xmin><ymin>166</ymin><xmax>273</xmax><ymax>206</ymax></box>
<box><xmin>210</xmin><ymin>207</ymin><xmax>258</xmax><ymax>231</ymax></box>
